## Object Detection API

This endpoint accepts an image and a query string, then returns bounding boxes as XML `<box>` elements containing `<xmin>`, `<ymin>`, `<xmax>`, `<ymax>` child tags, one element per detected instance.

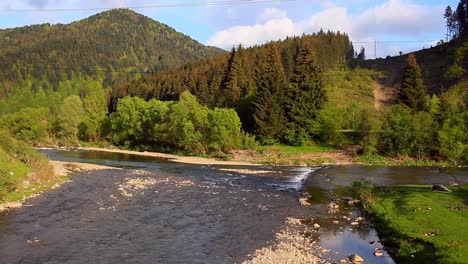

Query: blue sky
<box><xmin>0</xmin><ymin>0</ymin><xmax>460</xmax><ymax>58</ymax></box>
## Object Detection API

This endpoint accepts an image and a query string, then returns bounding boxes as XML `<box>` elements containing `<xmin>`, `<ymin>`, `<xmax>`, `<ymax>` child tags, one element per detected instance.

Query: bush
<box><xmin>350</xmin><ymin>179</ymin><xmax>375</xmax><ymax>213</ymax></box>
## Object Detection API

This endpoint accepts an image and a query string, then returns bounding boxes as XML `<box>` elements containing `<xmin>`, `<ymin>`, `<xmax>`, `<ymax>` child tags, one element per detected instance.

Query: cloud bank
<box><xmin>207</xmin><ymin>0</ymin><xmax>444</xmax><ymax>51</ymax></box>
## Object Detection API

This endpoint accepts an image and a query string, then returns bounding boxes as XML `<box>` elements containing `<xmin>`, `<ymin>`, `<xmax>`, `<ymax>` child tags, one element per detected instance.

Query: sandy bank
<box><xmin>78</xmin><ymin>147</ymin><xmax>260</xmax><ymax>166</ymax></box>
<box><xmin>50</xmin><ymin>160</ymin><xmax>120</xmax><ymax>176</ymax></box>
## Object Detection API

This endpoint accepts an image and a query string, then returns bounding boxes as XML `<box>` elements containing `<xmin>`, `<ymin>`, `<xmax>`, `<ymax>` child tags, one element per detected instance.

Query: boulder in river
<box><xmin>349</xmin><ymin>254</ymin><xmax>364</xmax><ymax>263</ymax></box>
<box><xmin>432</xmin><ymin>184</ymin><xmax>452</xmax><ymax>192</ymax></box>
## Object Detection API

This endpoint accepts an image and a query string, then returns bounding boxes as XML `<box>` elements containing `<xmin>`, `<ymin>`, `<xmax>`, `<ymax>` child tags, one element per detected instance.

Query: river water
<box><xmin>0</xmin><ymin>149</ymin><xmax>466</xmax><ymax>264</ymax></box>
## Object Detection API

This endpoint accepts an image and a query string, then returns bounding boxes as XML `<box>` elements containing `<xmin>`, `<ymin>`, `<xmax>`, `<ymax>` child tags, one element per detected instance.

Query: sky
<box><xmin>0</xmin><ymin>0</ymin><xmax>460</xmax><ymax>58</ymax></box>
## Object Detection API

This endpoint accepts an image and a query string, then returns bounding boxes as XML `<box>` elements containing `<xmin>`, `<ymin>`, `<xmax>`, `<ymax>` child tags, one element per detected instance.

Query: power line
<box><xmin>0</xmin><ymin>0</ymin><xmax>295</xmax><ymax>12</ymax></box>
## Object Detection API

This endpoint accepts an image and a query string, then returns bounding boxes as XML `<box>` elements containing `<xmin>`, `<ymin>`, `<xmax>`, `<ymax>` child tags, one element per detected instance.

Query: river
<box><xmin>0</xmin><ymin>149</ymin><xmax>466</xmax><ymax>264</ymax></box>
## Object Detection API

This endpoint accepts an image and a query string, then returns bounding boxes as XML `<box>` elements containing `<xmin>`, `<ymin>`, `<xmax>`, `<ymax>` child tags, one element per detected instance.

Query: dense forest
<box><xmin>0</xmin><ymin>4</ymin><xmax>466</xmax><ymax>164</ymax></box>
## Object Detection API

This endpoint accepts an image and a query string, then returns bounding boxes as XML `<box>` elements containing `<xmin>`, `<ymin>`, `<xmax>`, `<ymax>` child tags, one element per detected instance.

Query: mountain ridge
<box><xmin>0</xmin><ymin>9</ymin><xmax>224</xmax><ymax>87</ymax></box>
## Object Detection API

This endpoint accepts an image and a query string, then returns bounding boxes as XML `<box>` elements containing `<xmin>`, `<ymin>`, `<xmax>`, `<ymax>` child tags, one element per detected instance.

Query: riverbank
<box><xmin>76</xmin><ymin>147</ymin><xmax>261</xmax><ymax>166</ymax></box>
<box><xmin>0</xmin><ymin>160</ymin><xmax>119</xmax><ymax>212</ymax></box>
<box><xmin>361</xmin><ymin>184</ymin><xmax>468</xmax><ymax>264</ymax></box>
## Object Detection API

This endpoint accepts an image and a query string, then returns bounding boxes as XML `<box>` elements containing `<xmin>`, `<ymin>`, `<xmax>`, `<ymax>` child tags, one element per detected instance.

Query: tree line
<box><xmin>444</xmin><ymin>0</ymin><xmax>468</xmax><ymax>40</ymax></box>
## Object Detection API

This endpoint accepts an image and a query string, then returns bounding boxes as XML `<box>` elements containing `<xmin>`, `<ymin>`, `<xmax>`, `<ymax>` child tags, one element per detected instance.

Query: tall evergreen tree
<box><xmin>283</xmin><ymin>44</ymin><xmax>326</xmax><ymax>139</ymax></box>
<box><xmin>253</xmin><ymin>44</ymin><xmax>287</xmax><ymax>141</ymax></box>
<box><xmin>357</xmin><ymin>46</ymin><xmax>366</xmax><ymax>60</ymax></box>
<box><xmin>219</xmin><ymin>47</ymin><xmax>241</xmax><ymax>107</ymax></box>
<box><xmin>445</xmin><ymin>6</ymin><xmax>454</xmax><ymax>40</ymax></box>
<box><xmin>398</xmin><ymin>54</ymin><xmax>427</xmax><ymax>111</ymax></box>
<box><xmin>456</xmin><ymin>1</ymin><xmax>467</xmax><ymax>36</ymax></box>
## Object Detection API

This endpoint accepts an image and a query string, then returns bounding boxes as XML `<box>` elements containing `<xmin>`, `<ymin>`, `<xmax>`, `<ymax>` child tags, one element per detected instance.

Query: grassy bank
<box><xmin>354</xmin><ymin>182</ymin><xmax>468</xmax><ymax>263</ymax></box>
<box><xmin>0</xmin><ymin>130</ymin><xmax>64</xmax><ymax>204</ymax></box>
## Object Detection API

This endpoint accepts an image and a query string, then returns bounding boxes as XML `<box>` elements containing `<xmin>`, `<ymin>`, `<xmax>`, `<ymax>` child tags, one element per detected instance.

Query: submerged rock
<box><xmin>432</xmin><ymin>184</ymin><xmax>452</xmax><ymax>192</ymax></box>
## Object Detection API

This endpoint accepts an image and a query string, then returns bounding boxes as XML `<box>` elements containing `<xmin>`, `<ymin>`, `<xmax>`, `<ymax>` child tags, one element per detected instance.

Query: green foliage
<box><xmin>283</xmin><ymin>44</ymin><xmax>326</xmax><ymax>143</ymax></box>
<box><xmin>0</xmin><ymin>107</ymin><xmax>50</xmax><ymax>143</ymax></box>
<box><xmin>357</xmin><ymin>108</ymin><xmax>381</xmax><ymax>155</ymax></box>
<box><xmin>79</xmin><ymin>81</ymin><xmax>109</xmax><ymax>141</ymax></box>
<box><xmin>253</xmin><ymin>44</ymin><xmax>287</xmax><ymax>142</ymax></box>
<box><xmin>381</xmin><ymin>105</ymin><xmax>438</xmax><ymax>158</ymax></box>
<box><xmin>445</xmin><ymin>41</ymin><xmax>468</xmax><ymax>80</ymax></box>
<box><xmin>312</xmin><ymin>108</ymin><xmax>344</xmax><ymax>145</ymax></box>
<box><xmin>437</xmin><ymin>84</ymin><xmax>468</xmax><ymax>163</ymax></box>
<box><xmin>398</xmin><ymin>54</ymin><xmax>428</xmax><ymax>111</ymax></box>
<box><xmin>56</xmin><ymin>95</ymin><xmax>85</xmax><ymax>143</ymax></box>
<box><xmin>110</xmin><ymin>91</ymin><xmax>252</xmax><ymax>154</ymax></box>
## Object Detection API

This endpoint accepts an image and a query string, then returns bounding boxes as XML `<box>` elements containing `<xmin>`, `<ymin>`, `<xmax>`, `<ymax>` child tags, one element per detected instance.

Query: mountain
<box><xmin>0</xmin><ymin>9</ymin><xmax>223</xmax><ymax>89</ymax></box>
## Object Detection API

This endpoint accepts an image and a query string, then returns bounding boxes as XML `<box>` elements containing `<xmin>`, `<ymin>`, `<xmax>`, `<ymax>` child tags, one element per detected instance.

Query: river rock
<box><xmin>349</xmin><ymin>254</ymin><xmax>364</xmax><ymax>263</ymax></box>
<box><xmin>432</xmin><ymin>184</ymin><xmax>452</xmax><ymax>192</ymax></box>
<box><xmin>299</xmin><ymin>197</ymin><xmax>311</xmax><ymax>206</ymax></box>
<box><xmin>374</xmin><ymin>248</ymin><xmax>384</xmax><ymax>257</ymax></box>
<box><xmin>313</xmin><ymin>223</ymin><xmax>321</xmax><ymax>229</ymax></box>
<box><xmin>343</xmin><ymin>196</ymin><xmax>360</xmax><ymax>206</ymax></box>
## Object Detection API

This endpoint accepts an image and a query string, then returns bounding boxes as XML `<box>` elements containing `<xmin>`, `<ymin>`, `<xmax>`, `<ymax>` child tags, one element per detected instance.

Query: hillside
<box><xmin>360</xmin><ymin>36</ymin><xmax>468</xmax><ymax>95</ymax></box>
<box><xmin>0</xmin><ymin>9</ymin><xmax>223</xmax><ymax>90</ymax></box>
<box><xmin>114</xmin><ymin>32</ymin><xmax>353</xmax><ymax>109</ymax></box>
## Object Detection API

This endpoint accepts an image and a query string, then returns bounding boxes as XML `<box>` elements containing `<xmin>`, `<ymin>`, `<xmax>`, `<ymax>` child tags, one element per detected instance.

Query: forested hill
<box><xmin>360</xmin><ymin>35</ymin><xmax>468</xmax><ymax>94</ymax></box>
<box><xmin>114</xmin><ymin>31</ymin><xmax>352</xmax><ymax>109</ymax></box>
<box><xmin>0</xmin><ymin>9</ymin><xmax>223</xmax><ymax>89</ymax></box>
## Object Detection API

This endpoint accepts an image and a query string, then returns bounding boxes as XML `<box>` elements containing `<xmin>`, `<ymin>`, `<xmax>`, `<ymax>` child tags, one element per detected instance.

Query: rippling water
<box><xmin>0</xmin><ymin>149</ymin><xmax>466</xmax><ymax>264</ymax></box>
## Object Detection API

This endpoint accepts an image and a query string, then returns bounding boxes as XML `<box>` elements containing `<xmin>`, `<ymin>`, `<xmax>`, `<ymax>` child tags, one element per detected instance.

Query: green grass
<box><xmin>371</xmin><ymin>184</ymin><xmax>468</xmax><ymax>264</ymax></box>
<box><xmin>2</xmin><ymin>175</ymin><xmax>69</xmax><ymax>203</ymax></box>
<box><xmin>256</xmin><ymin>143</ymin><xmax>333</xmax><ymax>155</ymax></box>
<box><xmin>0</xmin><ymin>130</ymin><xmax>58</xmax><ymax>203</ymax></box>
<box><xmin>324</xmin><ymin>68</ymin><xmax>381</xmax><ymax>109</ymax></box>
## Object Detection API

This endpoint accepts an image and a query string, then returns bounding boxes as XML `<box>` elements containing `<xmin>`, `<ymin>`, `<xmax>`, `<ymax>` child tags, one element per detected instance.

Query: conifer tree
<box><xmin>253</xmin><ymin>44</ymin><xmax>287</xmax><ymax>141</ymax></box>
<box><xmin>283</xmin><ymin>44</ymin><xmax>326</xmax><ymax>141</ymax></box>
<box><xmin>219</xmin><ymin>47</ymin><xmax>241</xmax><ymax>107</ymax></box>
<box><xmin>357</xmin><ymin>46</ymin><xmax>366</xmax><ymax>60</ymax></box>
<box><xmin>445</xmin><ymin>6</ymin><xmax>454</xmax><ymax>40</ymax></box>
<box><xmin>398</xmin><ymin>54</ymin><xmax>427</xmax><ymax>111</ymax></box>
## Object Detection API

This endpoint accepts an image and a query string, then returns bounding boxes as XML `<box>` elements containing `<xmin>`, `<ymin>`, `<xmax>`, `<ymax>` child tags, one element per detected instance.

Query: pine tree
<box><xmin>445</xmin><ymin>6</ymin><xmax>454</xmax><ymax>40</ymax></box>
<box><xmin>253</xmin><ymin>44</ymin><xmax>287</xmax><ymax>141</ymax></box>
<box><xmin>357</xmin><ymin>46</ymin><xmax>366</xmax><ymax>60</ymax></box>
<box><xmin>456</xmin><ymin>1</ymin><xmax>467</xmax><ymax>36</ymax></box>
<box><xmin>219</xmin><ymin>47</ymin><xmax>241</xmax><ymax>107</ymax></box>
<box><xmin>398</xmin><ymin>54</ymin><xmax>427</xmax><ymax>111</ymax></box>
<box><xmin>283</xmin><ymin>44</ymin><xmax>326</xmax><ymax>137</ymax></box>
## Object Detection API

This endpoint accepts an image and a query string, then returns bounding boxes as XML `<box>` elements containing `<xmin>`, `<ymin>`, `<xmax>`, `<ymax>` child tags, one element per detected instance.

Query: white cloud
<box><xmin>352</xmin><ymin>0</ymin><xmax>442</xmax><ymax>38</ymax></box>
<box><xmin>256</xmin><ymin>7</ymin><xmax>287</xmax><ymax>23</ymax></box>
<box><xmin>207</xmin><ymin>0</ymin><xmax>445</xmax><ymax>53</ymax></box>
<box><xmin>207</xmin><ymin>17</ymin><xmax>295</xmax><ymax>47</ymax></box>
